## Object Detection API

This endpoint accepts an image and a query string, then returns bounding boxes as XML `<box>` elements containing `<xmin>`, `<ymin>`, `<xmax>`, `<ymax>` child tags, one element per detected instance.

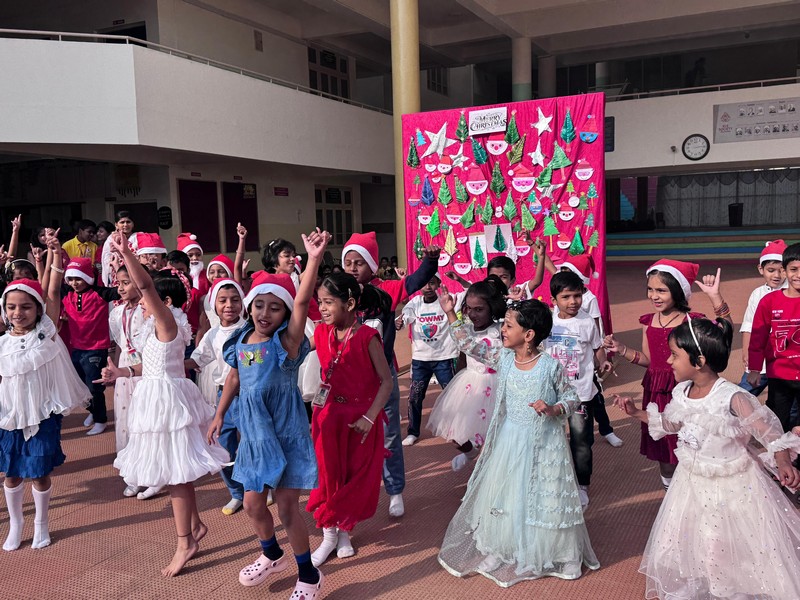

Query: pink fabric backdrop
<box><xmin>401</xmin><ymin>93</ymin><xmax>611</xmax><ymax>332</ymax></box>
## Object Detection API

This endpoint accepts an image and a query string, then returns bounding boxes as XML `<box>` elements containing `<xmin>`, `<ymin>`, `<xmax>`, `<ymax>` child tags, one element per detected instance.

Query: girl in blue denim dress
<box><xmin>208</xmin><ymin>229</ymin><xmax>329</xmax><ymax>600</ymax></box>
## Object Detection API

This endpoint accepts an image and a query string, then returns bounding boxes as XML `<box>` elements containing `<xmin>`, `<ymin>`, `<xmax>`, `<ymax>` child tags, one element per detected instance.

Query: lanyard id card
<box><xmin>312</xmin><ymin>382</ymin><xmax>332</xmax><ymax>408</ymax></box>
<box><xmin>313</xmin><ymin>324</ymin><xmax>355</xmax><ymax>409</ymax></box>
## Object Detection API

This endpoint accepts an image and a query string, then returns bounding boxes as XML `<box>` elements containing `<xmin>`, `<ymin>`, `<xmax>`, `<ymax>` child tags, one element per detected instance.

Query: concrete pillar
<box><xmin>389</xmin><ymin>0</ymin><xmax>420</xmax><ymax>265</ymax></box>
<box><xmin>511</xmin><ymin>37</ymin><xmax>532</xmax><ymax>101</ymax></box>
<box><xmin>595</xmin><ymin>61</ymin><xmax>610</xmax><ymax>88</ymax></box>
<box><xmin>537</xmin><ymin>55</ymin><xmax>556</xmax><ymax>98</ymax></box>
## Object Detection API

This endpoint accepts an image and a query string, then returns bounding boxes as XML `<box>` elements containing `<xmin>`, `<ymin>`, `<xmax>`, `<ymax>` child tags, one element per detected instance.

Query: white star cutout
<box><xmin>449</xmin><ymin>143</ymin><xmax>469</xmax><ymax>170</ymax></box>
<box><xmin>527</xmin><ymin>139</ymin><xmax>546</xmax><ymax>167</ymax></box>
<box><xmin>537</xmin><ymin>182</ymin><xmax>564</xmax><ymax>199</ymax></box>
<box><xmin>531</xmin><ymin>107</ymin><xmax>553</xmax><ymax>136</ymax></box>
<box><xmin>421</xmin><ymin>123</ymin><xmax>457</xmax><ymax>159</ymax></box>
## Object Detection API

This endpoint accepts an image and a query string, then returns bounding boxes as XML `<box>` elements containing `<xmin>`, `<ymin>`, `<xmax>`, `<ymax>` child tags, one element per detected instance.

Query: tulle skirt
<box><xmin>113</xmin><ymin>377</ymin><xmax>229</xmax><ymax>487</ymax></box>
<box><xmin>427</xmin><ymin>369</ymin><xmax>497</xmax><ymax>446</ymax></box>
<box><xmin>641</xmin><ymin>460</ymin><xmax>800</xmax><ymax>599</ymax></box>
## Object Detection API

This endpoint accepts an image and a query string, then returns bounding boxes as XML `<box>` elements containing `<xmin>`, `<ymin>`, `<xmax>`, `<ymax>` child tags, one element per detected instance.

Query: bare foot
<box><xmin>193</xmin><ymin>521</ymin><xmax>208</xmax><ymax>544</ymax></box>
<box><xmin>161</xmin><ymin>538</ymin><xmax>198</xmax><ymax>577</ymax></box>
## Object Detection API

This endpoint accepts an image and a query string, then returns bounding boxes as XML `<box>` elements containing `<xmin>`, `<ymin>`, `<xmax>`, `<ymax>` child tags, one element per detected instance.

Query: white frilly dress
<box><xmin>642</xmin><ymin>378</ymin><xmax>800</xmax><ymax>600</ymax></box>
<box><xmin>196</xmin><ymin>297</ymin><xmax>222</xmax><ymax>407</ymax></box>
<box><xmin>109</xmin><ymin>303</ymin><xmax>145</xmax><ymax>453</ymax></box>
<box><xmin>438</xmin><ymin>320</ymin><xmax>599</xmax><ymax>586</ymax></box>
<box><xmin>427</xmin><ymin>321</ymin><xmax>501</xmax><ymax>447</ymax></box>
<box><xmin>113</xmin><ymin>308</ymin><xmax>229</xmax><ymax>487</ymax></box>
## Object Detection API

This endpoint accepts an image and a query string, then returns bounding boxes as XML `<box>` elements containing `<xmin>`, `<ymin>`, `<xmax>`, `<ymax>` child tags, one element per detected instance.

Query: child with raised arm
<box><xmin>207</xmin><ymin>229</ymin><xmax>329</xmax><ymax>597</ymax></box>
<box><xmin>437</xmin><ymin>294</ymin><xmax>599</xmax><ymax>585</ymax></box>
<box><xmin>615</xmin><ymin>317</ymin><xmax>800</xmax><ymax>600</ymax></box>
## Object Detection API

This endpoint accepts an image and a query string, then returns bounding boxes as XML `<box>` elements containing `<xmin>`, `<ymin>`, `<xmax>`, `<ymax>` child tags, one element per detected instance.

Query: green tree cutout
<box><xmin>413</xmin><ymin>173</ymin><xmax>421</xmax><ymax>192</ymax></box>
<box><xmin>543</xmin><ymin>215</ymin><xmax>559</xmax><ymax>252</ymax></box>
<box><xmin>587</xmin><ymin>182</ymin><xmax>599</xmax><ymax>207</ymax></box>
<box><xmin>549</xmin><ymin>143</ymin><xmax>572</xmax><ymax>178</ymax></box>
<box><xmin>427</xmin><ymin>208</ymin><xmax>441</xmax><ymax>238</ymax></box>
<box><xmin>455</xmin><ymin>111</ymin><xmax>469</xmax><ymax>143</ymax></box>
<box><xmin>521</xmin><ymin>203</ymin><xmax>537</xmax><ymax>231</ymax></box>
<box><xmin>473</xmin><ymin>237</ymin><xmax>486</xmax><ymax>267</ymax></box>
<box><xmin>587</xmin><ymin>230</ymin><xmax>599</xmax><ymax>254</ymax></box>
<box><xmin>578</xmin><ymin>192</ymin><xmax>589</xmax><ymax>211</ymax></box>
<box><xmin>568</xmin><ymin>227</ymin><xmax>585</xmax><ymax>256</ymax></box>
<box><xmin>566</xmin><ymin>180</ymin><xmax>575</xmax><ymax>195</ymax></box>
<box><xmin>454</xmin><ymin>175</ymin><xmax>469</xmax><ymax>204</ymax></box>
<box><xmin>471</xmin><ymin>136</ymin><xmax>488</xmax><ymax>165</ymax></box>
<box><xmin>414</xmin><ymin>228</ymin><xmax>425</xmax><ymax>259</ymax></box>
<box><xmin>584</xmin><ymin>213</ymin><xmax>595</xmax><ymax>231</ymax></box>
<box><xmin>437</xmin><ymin>179</ymin><xmax>452</xmax><ymax>206</ymax></box>
<box><xmin>536</xmin><ymin>165</ymin><xmax>552</xmax><ymax>189</ymax></box>
<box><xmin>460</xmin><ymin>201</ymin><xmax>475</xmax><ymax>228</ymax></box>
<box><xmin>480</xmin><ymin>199</ymin><xmax>494</xmax><ymax>225</ymax></box>
<box><xmin>490</xmin><ymin>162</ymin><xmax>506</xmax><ymax>197</ymax></box>
<box><xmin>561</xmin><ymin>108</ymin><xmax>576</xmax><ymax>152</ymax></box>
<box><xmin>493</xmin><ymin>226</ymin><xmax>507</xmax><ymax>252</ymax></box>
<box><xmin>506</xmin><ymin>134</ymin><xmax>526</xmax><ymax>165</ymax></box>
<box><xmin>505</xmin><ymin>110</ymin><xmax>520</xmax><ymax>145</ymax></box>
<box><xmin>406</xmin><ymin>137</ymin><xmax>420</xmax><ymax>169</ymax></box>
<box><xmin>503</xmin><ymin>191</ymin><xmax>517</xmax><ymax>221</ymax></box>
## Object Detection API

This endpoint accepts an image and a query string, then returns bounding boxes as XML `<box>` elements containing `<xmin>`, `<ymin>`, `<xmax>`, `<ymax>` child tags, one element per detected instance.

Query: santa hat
<box><xmin>177</xmin><ymin>232</ymin><xmax>202</xmax><ymax>255</ymax></box>
<box><xmin>208</xmin><ymin>277</ymin><xmax>244</xmax><ymax>316</ymax></box>
<box><xmin>760</xmin><ymin>239</ymin><xmax>787</xmax><ymax>264</ymax></box>
<box><xmin>65</xmin><ymin>257</ymin><xmax>95</xmax><ymax>285</ymax></box>
<box><xmin>557</xmin><ymin>255</ymin><xmax>598</xmax><ymax>285</ymax></box>
<box><xmin>342</xmin><ymin>232</ymin><xmax>379</xmax><ymax>274</ymax></box>
<box><xmin>575</xmin><ymin>158</ymin><xmax>591</xmax><ymax>170</ymax></box>
<box><xmin>438</xmin><ymin>156</ymin><xmax>452</xmax><ymax>168</ymax></box>
<box><xmin>244</xmin><ymin>271</ymin><xmax>295</xmax><ymax>311</ymax></box>
<box><xmin>206</xmin><ymin>254</ymin><xmax>234</xmax><ymax>279</ymax></box>
<box><xmin>646</xmin><ymin>259</ymin><xmax>699</xmax><ymax>300</ymax></box>
<box><xmin>467</xmin><ymin>166</ymin><xmax>487</xmax><ymax>182</ymax></box>
<box><xmin>508</xmin><ymin>163</ymin><xmax>534</xmax><ymax>178</ymax></box>
<box><xmin>487</xmin><ymin>132</ymin><xmax>505</xmax><ymax>142</ymax></box>
<box><xmin>582</xmin><ymin>114</ymin><xmax>598</xmax><ymax>132</ymax></box>
<box><xmin>2</xmin><ymin>278</ymin><xmax>45</xmax><ymax>311</ymax></box>
<box><xmin>136</xmin><ymin>232</ymin><xmax>167</xmax><ymax>256</ymax></box>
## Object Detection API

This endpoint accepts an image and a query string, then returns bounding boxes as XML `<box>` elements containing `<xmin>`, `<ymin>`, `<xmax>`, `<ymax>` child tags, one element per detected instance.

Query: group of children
<box><xmin>1</xmin><ymin>208</ymin><xmax>800</xmax><ymax>599</ymax></box>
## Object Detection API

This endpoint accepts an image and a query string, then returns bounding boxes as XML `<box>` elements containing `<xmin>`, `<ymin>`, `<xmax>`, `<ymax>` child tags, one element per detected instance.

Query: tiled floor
<box><xmin>0</xmin><ymin>259</ymin><xmax>788</xmax><ymax>599</ymax></box>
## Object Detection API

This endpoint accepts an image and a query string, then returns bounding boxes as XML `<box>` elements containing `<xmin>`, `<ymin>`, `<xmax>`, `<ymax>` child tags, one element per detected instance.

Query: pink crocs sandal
<box><xmin>238</xmin><ymin>553</ymin><xmax>289</xmax><ymax>587</ymax></box>
<box><xmin>289</xmin><ymin>570</ymin><xmax>324</xmax><ymax>599</ymax></box>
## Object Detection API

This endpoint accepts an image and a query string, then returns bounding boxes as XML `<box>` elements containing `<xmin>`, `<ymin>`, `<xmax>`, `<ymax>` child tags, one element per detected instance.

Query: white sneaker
<box><xmin>122</xmin><ymin>485</ymin><xmax>140</xmax><ymax>498</ymax></box>
<box><xmin>86</xmin><ymin>423</ymin><xmax>106</xmax><ymax>436</ymax></box>
<box><xmin>451</xmin><ymin>453</ymin><xmax>468</xmax><ymax>472</ymax></box>
<box><xmin>401</xmin><ymin>435</ymin><xmax>418</xmax><ymax>447</ymax></box>
<box><xmin>83</xmin><ymin>414</ymin><xmax>94</xmax><ymax>427</ymax></box>
<box><xmin>578</xmin><ymin>485</ymin><xmax>589</xmax><ymax>509</ymax></box>
<box><xmin>604</xmin><ymin>432</ymin><xmax>624</xmax><ymax>447</ymax></box>
<box><xmin>388</xmin><ymin>494</ymin><xmax>405</xmax><ymax>517</ymax></box>
<box><xmin>137</xmin><ymin>486</ymin><xmax>162</xmax><ymax>500</ymax></box>
<box><xmin>430</xmin><ymin>375</ymin><xmax>439</xmax><ymax>386</ymax></box>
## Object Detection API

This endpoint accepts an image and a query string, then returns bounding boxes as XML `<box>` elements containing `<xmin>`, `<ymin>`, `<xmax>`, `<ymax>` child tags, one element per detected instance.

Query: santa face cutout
<box><xmin>418</xmin><ymin>214</ymin><xmax>432</xmax><ymax>225</ymax></box>
<box><xmin>437</xmin><ymin>160</ymin><xmax>453</xmax><ymax>175</ymax></box>
<box><xmin>560</xmin><ymin>209</ymin><xmax>576</xmax><ymax>222</ymax></box>
<box><xmin>508</xmin><ymin>165</ymin><xmax>535</xmax><ymax>193</ymax></box>
<box><xmin>446</xmin><ymin>213</ymin><xmax>462</xmax><ymax>225</ymax></box>
<box><xmin>466</xmin><ymin>167</ymin><xmax>489</xmax><ymax>196</ymax></box>
<box><xmin>580</xmin><ymin>115</ymin><xmax>598</xmax><ymax>143</ymax></box>
<box><xmin>424</xmin><ymin>164</ymin><xmax>437</xmax><ymax>173</ymax></box>
<box><xmin>432</xmin><ymin>174</ymin><xmax>442</xmax><ymax>184</ymax></box>
<box><xmin>456</xmin><ymin>233</ymin><xmax>468</xmax><ymax>244</ymax></box>
<box><xmin>575</xmin><ymin>158</ymin><xmax>594</xmax><ymax>181</ymax></box>
<box><xmin>515</xmin><ymin>243</ymin><xmax>531</xmax><ymax>257</ymax></box>
<box><xmin>486</xmin><ymin>134</ymin><xmax>508</xmax><ymax>156</ymax></box>
<box><xmin>453</xmin><ymin>259</ymin><xmax>472</xmax><ymax>275</ymax></box>
<box><xmin>438</xmin><ymin>252</ymin><xmax>451</xmax><ymax>267</ymax></box>
<box><xmin>556</xmin><ymin>234</ymin><xmax>571</xmax><ymax>250</ymax></box>
<box><xmin>408</xmin><ymin>197</ymin><xmax>421</xmax><ymax>207</ymax></box>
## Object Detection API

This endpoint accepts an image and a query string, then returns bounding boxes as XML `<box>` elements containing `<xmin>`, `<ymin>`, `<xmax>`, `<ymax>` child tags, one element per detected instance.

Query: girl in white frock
<box><xmin>616</xmin><ymin>317</ymin><xmax>800</xmax><ymax>600</ymax></box>
<box><xmin>98</xmin><ymin>233</ymin><xmax>228</xmax><ymax>577</ymax></box>
<box><xmin>437</xmin><ymin>296</ymin><xmax>600</xmax><ymax>586</ymax></box>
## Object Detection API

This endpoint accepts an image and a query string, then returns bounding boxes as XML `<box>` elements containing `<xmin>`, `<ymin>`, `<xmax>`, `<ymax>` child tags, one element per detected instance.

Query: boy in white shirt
<box><xmin>740</xmin><ymin>239</ymin><xmax>788</xmax><ymax>396</ymax></box>
<box><xmin>396</xmin><ymin>275</ymin><xmax>464</xmax><ymax>446</ymax></box>
<box><xmin>544</xmin><ymin>271</ymin><xmax>610</xmax><ymax>509</ymax></box>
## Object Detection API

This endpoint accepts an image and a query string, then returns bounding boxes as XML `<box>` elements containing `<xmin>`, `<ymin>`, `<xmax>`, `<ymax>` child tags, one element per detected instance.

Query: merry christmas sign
<box><xmin>401</xmin><ymin>93</ymin><xmax>610</xmax><ymax>330</ymax></box>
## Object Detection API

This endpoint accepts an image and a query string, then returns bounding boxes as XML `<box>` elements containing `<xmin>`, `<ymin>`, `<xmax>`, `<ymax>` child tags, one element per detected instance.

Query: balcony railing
<box><xmin>607</xmin><ymin>75</ymin><xmax>800</xmax><ymax>102</ymax></box>
<box><xmin>0</xmin><ymin>28</ymin><xmax>392</xmax><ymax>115</ymax></box>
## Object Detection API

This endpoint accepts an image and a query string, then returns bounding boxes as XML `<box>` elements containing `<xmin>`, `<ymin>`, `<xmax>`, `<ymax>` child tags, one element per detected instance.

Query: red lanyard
<box><xmin>121</xmin><ymin>305</ymin><xmax>138</xmax><ymax>355</ymax></box>
<box><xmin>325</xmin><ymin>323</ymin><xmax>355</xmax><ymax>381</ymax></box>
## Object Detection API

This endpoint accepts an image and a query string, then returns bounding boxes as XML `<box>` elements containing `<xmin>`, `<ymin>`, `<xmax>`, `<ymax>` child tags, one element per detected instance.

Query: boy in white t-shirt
<box><xmin>740</xmin><ymin>239</ymin><xmax>788</xmax><ymax>396</ymax></box>
<box><xmin>544</xmin><ymin>271</ymin><xmax>610</xmax><ymax>509</ymax></box>
<box><xmin>396</xmin><ymin>275</ymin><xmax>464</xmax><ymax>446</ymax></box>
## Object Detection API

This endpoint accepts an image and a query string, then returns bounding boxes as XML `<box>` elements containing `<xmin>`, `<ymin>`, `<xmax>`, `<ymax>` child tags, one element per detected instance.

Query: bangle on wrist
<box><xmin>127</xmin><ymin>366</ymin><xmax>134</xmax><ymax>378</ymax></box>
<box><xmin>50</xmin><ymin>265</ymin><xmax>64</xmax><ymax>273</ymax></box>
<box><xmin>362</xmin><ymin>415</ymin><xmax>375</xmax><ymax>426</ymax></box>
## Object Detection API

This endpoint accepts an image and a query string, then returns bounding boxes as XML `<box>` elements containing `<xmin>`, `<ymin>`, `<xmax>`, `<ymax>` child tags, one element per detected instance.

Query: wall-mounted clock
<box><xmin>682</xmin><ymin>133</ymin><xmax>710</xmax><ymax>161</ymax></box>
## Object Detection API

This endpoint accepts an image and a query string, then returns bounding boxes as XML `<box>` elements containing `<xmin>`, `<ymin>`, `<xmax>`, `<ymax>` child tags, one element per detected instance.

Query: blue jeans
<box><xmin>217</xmin><ymin>390</ymin><xmax>244</xmax><ymax>501</ymax></box>
<box><xmin>407</xmin><ymin>359</ymin><xmax>455</xmax><ymax>437</ymax></box>
<box><xmin>72</xmin><ymin>349</ymin><xmax>108</xmax><ymax>423</ymax></box>
<box><xmin>568</xmin><ymin>398</ymin><xmax>595</xmax><ymax>487</ymax></box>
<box><xmin>738</xmin><ymin>372</ymin><xmax>769</xmax><ymax>398</ymax></box>
<box><xmin>382</xmin><ymin>365</ymin><xmax>405</xmax><ymax>495</ymax></box>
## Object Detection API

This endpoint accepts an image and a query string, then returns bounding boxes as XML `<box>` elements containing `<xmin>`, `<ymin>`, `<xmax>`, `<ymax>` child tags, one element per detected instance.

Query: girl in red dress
<box><xmin>307</xmin><ymin>272</ymin><xmax>393</xmax><ymax>567</ymax></box>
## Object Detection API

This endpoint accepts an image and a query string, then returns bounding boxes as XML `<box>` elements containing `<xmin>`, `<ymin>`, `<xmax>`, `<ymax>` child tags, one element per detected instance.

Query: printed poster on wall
<box><xmin>401</xmin><ymin>93</ymin><xmax>611</xmax><ymax>331</ymax></box>
<box><xmin>714</xmin><ymin>97</ymin><xmax>800</xmax><ymax>143</ymax></box>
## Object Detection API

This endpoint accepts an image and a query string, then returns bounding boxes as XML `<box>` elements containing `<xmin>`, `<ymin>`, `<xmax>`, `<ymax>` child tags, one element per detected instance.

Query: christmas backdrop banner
<box><xmin>401</xmin><ymin>93</ymin><xmax>610</xmax><ymax>330</ymax></box>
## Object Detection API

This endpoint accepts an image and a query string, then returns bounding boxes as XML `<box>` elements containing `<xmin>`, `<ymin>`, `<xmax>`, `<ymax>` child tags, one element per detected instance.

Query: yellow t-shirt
<box><xmin>62</xmin><ymin>237</ymin><xmax>98</xmax><ymax>260</ymax></box>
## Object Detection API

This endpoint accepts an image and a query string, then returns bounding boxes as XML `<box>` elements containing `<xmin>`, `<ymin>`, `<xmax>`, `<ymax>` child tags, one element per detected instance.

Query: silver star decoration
<box><xmin>531</xmin><ymin>107</ymin><xmax>553</xmax><ymax>136</ymax></box>
<box><xmin>449</xmin><ymin>143</ymin><xmax>469</xmax><ymax>170</ymax></box>
<box><xmin>527</xmin><ymin>139</ymin><xmax>546</xmax><ymax>167</ymax></box>
<box><xmin>537</xmin><ymin>182</ymin><xmax>564</xmax><ymax>199</ymax></box>
<box><xmin>421</xmin><ymin>122</ymin><xmax>457</xmax><ymax>159</ymax></box>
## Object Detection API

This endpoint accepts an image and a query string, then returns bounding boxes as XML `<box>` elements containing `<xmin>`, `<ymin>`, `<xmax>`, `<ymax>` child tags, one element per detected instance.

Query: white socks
<box><xmin>388</xmin><ymin>493</ymin><xmax>405</xmax><ymax>517</ymax></box>
<box><xmin>311</xmin><ymin>527</ymin><xmax>338</xmax><ymax>567</ymax></box>
<box><xmin>660</xmin><ymin>475</ymin><xmax>672</xmax><ymax>491</ymax></box>
<box><xmin>3</xmin><ymin>484</ymin><xmax>24</xmax><ymax>551</ymax></box>
<box><xmin>32</xmin><ymin>486</ymin><xmax>52</xmax><ymax>549</ymax></box>
<box><xmin>336</xmin><ymin>529</ymin><xmax>354</xmax><ymax>559</ymax></box>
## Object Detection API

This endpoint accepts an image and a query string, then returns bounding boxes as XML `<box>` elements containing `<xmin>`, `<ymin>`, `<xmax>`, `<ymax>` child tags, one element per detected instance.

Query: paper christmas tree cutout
<box><xmin>438</xmin><ymin>179</ymin><xmax>452</xmax><ymax>206</ymax></box>
<box><xmin>427</xmin><ymin>209</ymin><xmax>441</xmax><ymax>238</ymax></box>
<box><xmin>536</xmin><ymin>164</ymin><xmax>552</xmax><ymax>188</ymax></box>
<box><xmin>587</xmin><ymin>182</ymin><xmax>599</xmax><ymax>207</ymax></box>
<box><xmin>480</xmin><ymin>199</ymin><xmax>494</xmax><ymax>225</ymax></box>
<box><xmin>569</xmin><ymin>227</ymin><xmax>585</xmax><ymax>255</ymax></box>
<box><xmin>421</xmin><ymin>176</ymin><xmax>435</xmax><ymax>206</ymax></box>
<box><xmin>587</xmin><ymin>230</ymin><xmax>599</xmax><ymax>254</ymax></box>
<box><xmin>490</xmin><ymin>162</ymin><xmax>506</xmax><ymax>197</ymax></box>
<box><xmin>415</xmin><ymin>128</ymin><xmax>426</xmax><ymax>146</ymax></box>
<box><xmin>561</xmin><ymin>109</ymin><xmax>576</xmax><ymax>152</ymax></box>
<box><xmin>460</xmin><ymin>201</ymin><xmax>475</xmax><ymax>228</ymax></box>
<box><xmin>454</xmin><ymin>175</ymin><xmax>468</xmax><ymax>204</ymax></box>
<box><xmin>566</xmin><ymin>180</ymin><xmax>575</xmax><ymax>195</ymax></box>
<box><xmin>406</xmin><ymin>137</ymin><xmax>420</xmax><ymax>169</ymax></box>
<box><xmin>413</xmin><ymin>173</ymin><xmax>421</xmax><ymax>192</ymax></box>
<box><xmin>503</xmin><ymin>192</ymin><xmax>517</xmax><ymax>221</ymax></box>
<box><xmin>543</xmin><ymin>215</ymin><xmax>559</xmax><ymax>252</ymax></box>
<box><xmin>521</xmin><ymin>203</ymin><xmax>536</xmax><ymax>231</ymax></box>
<box><xmin>473</xmin><ymin>238</ymin><xmax>486</xmax><ymax>267</ymax></box>
<box><xmin>470</xmin><ymin>136</ymin><xmax>488</xmax><ymax>165</ymax></box>
<box><xmin>584</xmin><ymin>213</ymin><xmax>595</xmax><ymax>231</ymax></box>
<box><xmin>506</xmin><ymin>133</ymin><xmax>526</xmax><ymax>165</ymax></box>
<box><xmin>493</xmin><ymin>226</ymin><xmax>507</xmax><ymax>252</ymax></box>
<box><xmin>444</xmin><ymin>227</ymin><xmax>457</xmax><ymax>256</ymax></box>
<box><xmin>578</xmin><ymin>192</ymin><xmax>589</xmax><ymax>210</ymax></box>
<box><xmin>455</xmin><ymin>111</ymin><xmax>469</xmax><ymax>143</ymax></box>
<box><xmin>414</xmin><ymin>228</ymin><xmax>425</xmax><ymax>259</ymax></box>
<box><xmin>513</xmin><ymin>220</ymin><xmax>522</xmax><ymax>234</ymax></box>
<box><xmin>505</xmin><ymin>110</ymin><xmax>520</xmax><ymax>145</ymax></box>
<box><xmin>549</xmin><ymin>143</ymin><xmax>572</xmax><ymax>177</ymax></box>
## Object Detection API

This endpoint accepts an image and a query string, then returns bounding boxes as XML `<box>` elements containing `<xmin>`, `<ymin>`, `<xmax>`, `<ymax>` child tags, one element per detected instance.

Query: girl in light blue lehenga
<box><xmin>437</xmin><ymin>296</ymin><xmax>600</xmax><ymax>587</ymax></box>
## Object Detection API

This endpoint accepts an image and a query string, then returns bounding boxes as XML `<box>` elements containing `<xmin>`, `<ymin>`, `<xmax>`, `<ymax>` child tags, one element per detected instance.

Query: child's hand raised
<box><xmin>694</xmin><ymin>267</ymin><xmax>722</xmax><ymax>298</ymax></box>
<box><xmin>236</xmin><ymin>222</ymin><xmax>247</xmax><ymax>239</ymax></box>
<box><xmin>423</xmin><ymin>244</ymin><xmax>441</xmax><ymax>260</ymax></box>
<box><xmin>93</xmin><ymin>357</ymin><xmax>123</xmax><ymax>386</ymax></box>
<box><xmin>108</xmin><ymin>232</ymin><xmax>130</xmax><ymax>256</ymax></box>
<box><xmin>532</xmin><ymin>238</ymin><xmax>545</xmax><ymax>258</ymax></box>
<box><xmin>11</xmin><ymin>214</ymin><xmax>21</xmax><ymax>232</ymax></box>
<box><xmin>302</xmin><ymin>228</ymin><xmax>331</xmax><ymax>259</ymax></box>
<box><xmin>507</xmin><ymin>285</ymin><xmax>525</xmax><ymax>301</ymax></box>
<box><xmin>45</xmin><ymin>229</ymin><xmax>61</xmax><ymax>251</ymax></box>
<box><xmin>439</xmin><ymin>289</ymin><xmax>456</xmax><ymax>314</ymax></box>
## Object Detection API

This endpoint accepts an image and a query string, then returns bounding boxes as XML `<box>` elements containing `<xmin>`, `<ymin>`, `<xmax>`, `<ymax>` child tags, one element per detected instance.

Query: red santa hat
<box><xmin>206</xmin><ymin>254</ymin><xmax>234</xmax><ymax>279</ymax></box>
<box><xmin>508</xmin><ymin>163</ymin><xmax>534</xmax><ymax>178</ymax></box>
<box><xmin>2</xmin><ymin>278</ymin><xmax>45</xmax><ymax>311</ymax></box>
<box><xmin>646</xmin><ymin>259</ymin><xmax>699</xmax><ymax>300</ymax></box>
<box><xmin>557</xmin><ymin>255</ymin><xmax>598</xmax><ymax>285</ymax></box>
<box><xmin>439</xmin><ymin>156</ymin><xmax>452</xmax><ymax>167</ymax></box>
<box><xmin>487</xmin><ymin>131</ymin><xmax>505</xmax><ymax>142</ymax></box>
<box><xmin>760</xmin><ymin>239</ymin><xmax>787</xmax><ymax>265</ymax></box>
<box><xmin>467</xmin><ymin>166</ymin><xmax>487</xmax><ymax>182</ymax></box>
<box><xmin>244</xmin><ymin>271</ymin><xmax>295</xmax><ymax>311</ymax></box>
<box><xmin>582</xmin><ymin>114</ymin><xmax>598</xmax><ymax>132</ymax></box>
<box><xmin>136</xmin><ymin>232</ymin><xmax>167</xmax><ymax>256</ymax></box>
<box><xmin>342</xmin><ymin>232</ymin><xmax>379</xmax><ymax>274</ymax></box>
<box><xmin>65</xmin><ymin>257</ymin><xmax>95</xmax><ymax>285</ymax></box>
<box><xmin>208</xmin><ymin>277</ymin><xmax>245</xmax><ymax>316</ymax></box>
<box><xmin>177</xmin><ymin>232</ymin><xmax>202</xmax><ymax>255</ymax></box>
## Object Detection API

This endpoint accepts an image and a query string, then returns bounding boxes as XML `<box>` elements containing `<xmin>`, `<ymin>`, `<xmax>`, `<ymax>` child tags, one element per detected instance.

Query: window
<box><xmin>178</xmin><ymin>180</ymin><xmax>220</xmax><ymax>252</ymax></box>
<box><xmin>426</xmin><ymin>67</ymin><xmax>449</xmax><ymax>96</ymax></box>
<box><xmin>222</xmin><ymin>182</ymin><xmax>260</xmax><ymax>252</ymax></box>
<box><xmin>315</xmin><ymin>186</ymin><xmax>353</xmax><ymax>247</ymax></box>
<box><xmin>308</xmin><ymin>46</ymin><xmax>351</xmax><ymax>100</ymax></box>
